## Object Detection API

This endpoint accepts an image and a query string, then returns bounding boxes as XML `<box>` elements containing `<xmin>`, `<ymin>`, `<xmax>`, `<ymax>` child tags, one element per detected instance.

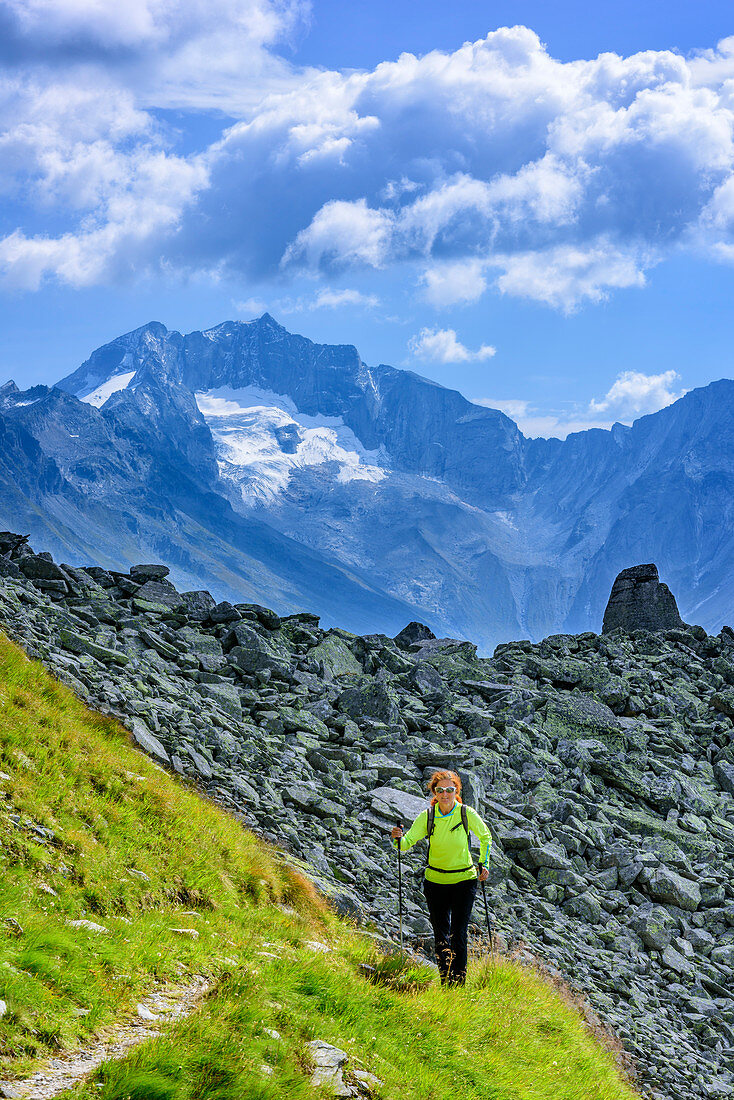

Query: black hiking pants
<box><xmin>422</xmin><ymin>876</ymin><xmax>478</xmax><ymax>986</ymax></box>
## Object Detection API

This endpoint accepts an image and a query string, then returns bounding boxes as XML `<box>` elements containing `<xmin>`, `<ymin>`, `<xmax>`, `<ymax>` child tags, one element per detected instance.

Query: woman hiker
<box><xmin>390</xmin><ymin>770</ymin><xmax>492</xmax><ymax>987</ymax></box>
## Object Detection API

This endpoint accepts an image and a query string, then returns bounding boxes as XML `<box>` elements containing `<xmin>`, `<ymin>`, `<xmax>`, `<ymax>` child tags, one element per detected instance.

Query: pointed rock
<box><xmin>602</xmin><ymin>563</ymin><xmax>684</xmax><ymax>633</ymax></box>
<box><xmin>394</xmin><ymin>621</ymin><xmax>436</xmax><ymax>649</ymax></box>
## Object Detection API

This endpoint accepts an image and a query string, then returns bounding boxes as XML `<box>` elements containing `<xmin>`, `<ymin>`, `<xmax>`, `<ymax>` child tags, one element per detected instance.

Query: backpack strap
<box><xmin>449</xmin><ymin>803</ymin><xmax>470</xmax><ymax>838</ymax></box>
<box><xmin>461</xmin><ymin>804</ymin><xmax>474</xmax><ymax>870</ymax></box>
<box><xmin>424</xmin><ymin>804</ymin><xmax>436</xmax><ymax>867</ymax></box>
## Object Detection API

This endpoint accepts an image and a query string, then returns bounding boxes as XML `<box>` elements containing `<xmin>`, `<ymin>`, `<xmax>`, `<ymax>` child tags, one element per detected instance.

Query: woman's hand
<box><xmin>477</xmin><ymin>866</ymin><xmax>489</xmax><ymax>882</ymax></box>
<box><xmin>391</xmin><ymin>825</ymin><xmax>403</xmax><ymax>839</ymax></box>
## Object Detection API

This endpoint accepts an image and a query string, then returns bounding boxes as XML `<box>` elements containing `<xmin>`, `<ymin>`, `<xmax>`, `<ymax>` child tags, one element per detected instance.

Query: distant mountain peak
<box><xmin>201</xmin><ymin>313</ymin><xmax>284</xmax><ymax>337</ymax></box>
<box><xmin>115</xmin><ymin>320</ymin><xmax>170</xmax><ymax>345</ymax></box>
<box><xmin>137</xmin><ymin>319</ymin><xmax>169</xmax><ymax>336</ymax></box>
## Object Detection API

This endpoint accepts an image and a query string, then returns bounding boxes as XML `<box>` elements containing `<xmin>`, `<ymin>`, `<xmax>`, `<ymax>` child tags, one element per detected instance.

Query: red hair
<box><xmin>427</xmin><ymin>769</ymin><xmax>463</xmax><ymax>807</ymax></box>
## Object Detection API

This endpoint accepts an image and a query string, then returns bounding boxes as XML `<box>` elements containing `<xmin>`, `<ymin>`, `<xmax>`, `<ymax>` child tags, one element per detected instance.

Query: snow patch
<box><xmin>492</xmin><ymin>510</ymin><xmax>518</xmax><ymax>531</ymax></box>
<box><xmin>80</xmin><ymin>371</ymin><xmax>136</xmax><ymax>408</ymax></box>
<box><xmin>195</xmin><ymin>386</ymin><xmax>386</xmax><ymax>504</ymax></box>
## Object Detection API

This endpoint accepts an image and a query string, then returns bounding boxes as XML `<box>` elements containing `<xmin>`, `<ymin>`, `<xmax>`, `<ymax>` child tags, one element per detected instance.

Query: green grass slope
<box><xmin>0</xmin><ymin>634</ymin><xmax>641</xmax><ymax>1099</ymax></box>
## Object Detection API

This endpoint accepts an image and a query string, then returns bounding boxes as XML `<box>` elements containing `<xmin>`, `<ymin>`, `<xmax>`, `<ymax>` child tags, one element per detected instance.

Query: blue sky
<box><xmin>1</xmin><ymin>1</ymin><xmax>734</xmax><ymax>437</ymax></box>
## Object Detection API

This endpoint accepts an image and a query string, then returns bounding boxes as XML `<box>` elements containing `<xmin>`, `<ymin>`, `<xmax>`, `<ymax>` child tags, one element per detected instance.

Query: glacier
<box><xmin>195</xmin><ymin>386</ymin><xmax>386</xmax><ymax>505</ymax></box>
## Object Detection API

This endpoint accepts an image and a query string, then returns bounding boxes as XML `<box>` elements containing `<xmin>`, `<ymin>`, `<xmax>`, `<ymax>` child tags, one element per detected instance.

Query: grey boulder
<box><xmin>369</xmin><ymin>786</ymin><xmax>428</xmax><ymax>826</ymax></box>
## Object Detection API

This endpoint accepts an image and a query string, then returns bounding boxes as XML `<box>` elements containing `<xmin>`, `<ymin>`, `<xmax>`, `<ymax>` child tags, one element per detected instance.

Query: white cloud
<box><xmin>0</xmin><ymin>153</ymin><xmax>206</xmax><ymax>289</ymax></box>
<box><xmin>475</xmin><ymin>369</ymin><xmax>688</xmax><ymax>439</ymax></box>
<box><xmin>2</xmin><ymin>0</ymin><xmax>310</xmax><ymax>110</ymax></box>
<box><xmin>273</xmin><ymin>287</ymin><xmax>380</xmax><ymax>313</ymax></box>
<box><xmin>589</xmin><ymin>369</ymin><xmax>688</xmax><ymax>417</ymax></box>
<box><xmin>7</xmin><ymin>0</ymin><xmax>309</xmax><ymax>52</ymax></box>
<box><xmin>517</xmin><ymin>414</ymin><xmax>618</xmax><ymax>439</ymax></box>
<box><xmin>699</xmin><ymin>175</ymin><xmax>734</xmax><ymax>232</ymax></box>
<box><xmin>420</xmin><ymin>259</ymin><xmax>487</xmax><ymax>307</ymax></box>
<box><xmin>0</xmin><ymin>76</ymin><xmax>153</xmax><ymax>201</ymax></box>
<box><xmin>492</xmin><ymin>238</ymin><xmax>650</xmax><ymax>312</ymax></box>
<box><xmin>234</xmin><ymin>296</ymin><xmax>268</xmax><ymax>315</ymax></box>
<box><xmin>228</xmin><ymin>27</ymin><xmax>734</xmax><ymax>304</ymax></box>
<box><xmin>5</xmin><ymin>0</ymin><xmax>166</xmax><ymax>48</ymax></box>
<box><xmin>0</xmin><ymin>70</ymin><xmax>207</xmax><ymax>287</ymax></box>
<box><xmin>312</xmin><ymin>287</ymin><xmax>379</xmax><ymax>309</ymax></box>
<box><xmin>5</xmin><ymin>20</ymin><xmax>734</xmax><ymax>305</ymax></box>
<box><xmin>475</xmin><ymin>398</ymin><xmax>530</xmax><ymax>419</ymax></box>
<box><xmin>482</xmin><ymin>154</ymin><xmax>587</xmax><ymax>227</ymax></box>
<box><xmin>473</xmin><ymin>397</ymin><xmax>612</xmax><ymax>438</ymax></box>
<box><xmin>283</xmin><ymin>199</ymin><xmax>394</xmax><ymax>270</ymax></box>
<box><xmin>408</xmin><ymin>327</ymin><xmax>496</xmax><ymax>364</ymax></box>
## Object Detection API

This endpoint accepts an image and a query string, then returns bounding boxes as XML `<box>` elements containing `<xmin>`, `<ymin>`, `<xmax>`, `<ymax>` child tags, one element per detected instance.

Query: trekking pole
<box><xmin>481</xmin><ymin>879</ymin><xmax>494</xmax><ymax>960</ymax></box>
<box><xmin>395</xmin><ymin>819</ymin><xmax>404</xmax><ymax>955</ymax></box>
<box><xmin>480</xmin><ymin>854</ymin><xmax>494</xmax><ymax>962</ymax></box>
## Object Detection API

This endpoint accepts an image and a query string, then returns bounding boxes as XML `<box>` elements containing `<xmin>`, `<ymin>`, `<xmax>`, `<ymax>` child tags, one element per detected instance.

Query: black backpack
<box><xmin>425</xmin><ymin>802</ymin><xmax>474</xmax><ymax>873</ymax></box>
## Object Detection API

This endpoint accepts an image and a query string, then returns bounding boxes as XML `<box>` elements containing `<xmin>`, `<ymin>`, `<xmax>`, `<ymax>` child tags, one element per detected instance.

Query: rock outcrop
<box><xmin>603</xmin><ymin>564</ymin><xmax>686</xmax><ymax>634</ymax></box>
<box><xmin>2</xmin><ymin>532</ymin><xmax>734</xmax><ymax>1100</ymax></box>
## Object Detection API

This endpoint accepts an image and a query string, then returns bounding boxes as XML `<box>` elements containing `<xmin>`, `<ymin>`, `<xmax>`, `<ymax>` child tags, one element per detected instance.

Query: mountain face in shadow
<box><xmin>1</xmin><ymin>315</ymin><xmax>731</xmax><ymax>649</ymax></box>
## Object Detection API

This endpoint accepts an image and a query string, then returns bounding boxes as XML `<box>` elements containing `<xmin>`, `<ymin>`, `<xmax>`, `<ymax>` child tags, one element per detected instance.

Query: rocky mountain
<box><xmin>2</xmin><ymin>532</ymin><xmax>734</xmax><ymax>1100</ymax></box>
<box><xmin>0</xmin><ymin>360</ymin><xmax>420</xmax><ymax>638</ymax></box>
<box><xmin>2</xmin><ymin>315</ymin><xmax>733</xmax><ymax>649</ymax></box>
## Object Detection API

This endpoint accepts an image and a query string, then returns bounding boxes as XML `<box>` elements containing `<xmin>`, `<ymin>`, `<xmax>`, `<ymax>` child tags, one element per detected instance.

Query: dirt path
<box><xmin>2</xmin><ymin>975</ymin><xmax>214</xmax><ymax>1099</ymax></box>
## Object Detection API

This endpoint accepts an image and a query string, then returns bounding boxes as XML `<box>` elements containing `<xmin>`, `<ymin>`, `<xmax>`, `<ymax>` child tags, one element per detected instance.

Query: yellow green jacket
<box><xmin>392</xmin><ymin>802</ymin><xmax>492</xmax><ymax>884</ymax></box>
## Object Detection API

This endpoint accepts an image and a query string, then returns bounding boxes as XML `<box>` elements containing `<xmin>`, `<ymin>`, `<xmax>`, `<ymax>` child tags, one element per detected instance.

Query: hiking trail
<box><xmin>1</xmin><ymin>975</ymin><xmax>214</xmax><ymax>1099</ymax></box>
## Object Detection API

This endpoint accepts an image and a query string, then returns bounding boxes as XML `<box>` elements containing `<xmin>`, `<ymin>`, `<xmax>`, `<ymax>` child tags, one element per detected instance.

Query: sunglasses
<box><xmin>435</xmin><ymin>786</ymin><xmax>456</xmax><ymax>794</ymax></box>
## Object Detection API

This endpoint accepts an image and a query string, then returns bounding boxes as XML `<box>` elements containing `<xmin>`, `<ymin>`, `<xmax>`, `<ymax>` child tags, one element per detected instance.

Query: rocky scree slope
<box><xmin>0</xmin><ymin>628</ymin><xmax>637</xmax><ymax>1100</ymax></box>
<box><xmin>3</xmin><ymin>315</ymin><xmax>734</xmax><ymax>647</ymax></box>
<box><xmin>2</xmin><ymin>533</ymin><xmax>734</xmax><ymax>1100</ymax></box>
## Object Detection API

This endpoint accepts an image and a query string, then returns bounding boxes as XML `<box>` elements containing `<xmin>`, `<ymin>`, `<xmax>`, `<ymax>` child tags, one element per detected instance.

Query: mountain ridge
<box><xmin>2</xmin><ymin>314</ymin><xmax>733</xmax><ymax>648</ymax></box>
